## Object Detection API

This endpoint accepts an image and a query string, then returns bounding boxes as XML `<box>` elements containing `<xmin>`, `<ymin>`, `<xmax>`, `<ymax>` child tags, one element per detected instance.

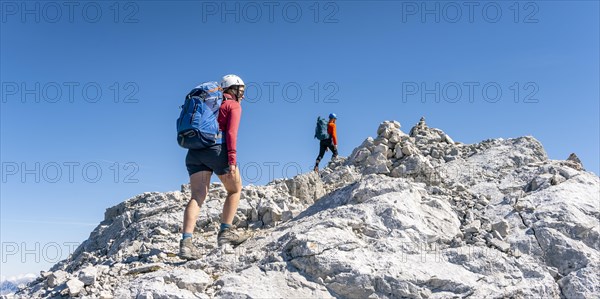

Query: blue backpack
<box><xmin>314</xmin><ymin>116</ymin><xmax>330</xmax><ymax>140</ymax></box>
<box><xmin>177</xmin><ymin>82</ymin><xmax>223</xmax><ymax>149</ymax></box>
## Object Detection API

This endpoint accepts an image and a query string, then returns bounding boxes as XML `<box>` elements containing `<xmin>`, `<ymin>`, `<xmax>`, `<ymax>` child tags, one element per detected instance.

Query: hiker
<box><xmin>314</xmin><ymin>113</ymin><xmax>338</xmax><ymax>171</ymax></box>
<box><xmin>178</xmin><ymin>74</ymin><xmax>251</xmax><ymax>260</ymax></box>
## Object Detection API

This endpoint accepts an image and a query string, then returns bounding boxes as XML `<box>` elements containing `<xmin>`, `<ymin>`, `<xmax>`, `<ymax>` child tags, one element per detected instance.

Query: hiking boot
<box><xmin>178</xmin><ymin>238</ymin><xmax>203</xmax><ymax>260</ymax></box>
<box><xmin>313</xmin><ymin>165</ymin><xmax>319</xmax><ymax>172</ymax></box>
<box><xmin>217</xmin><ymin>228</ymin><xmax>251</xmax><ymax>247</ymax></box>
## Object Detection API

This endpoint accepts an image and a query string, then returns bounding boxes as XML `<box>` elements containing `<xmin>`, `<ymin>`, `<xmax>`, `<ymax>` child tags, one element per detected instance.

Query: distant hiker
<box><xmin>314</xmin><ymin>113</ymin><xmax>338</xmax><ymax>171</ymax></box>
<box><xmin>176</xmin><ymin>74</ymin><xmax>251</xmax><ymax>260</ymax></box>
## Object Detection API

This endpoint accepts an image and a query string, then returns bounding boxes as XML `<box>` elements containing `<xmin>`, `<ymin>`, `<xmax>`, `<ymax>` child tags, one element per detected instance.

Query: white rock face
<box><xmin>46</xmin><ymin>270</ymin><xmax>67</xmax><ymax>288</ymax></box>
<box><xmin>77</xmin><ymin>266</ymin><xmax>97</xmax><ymax>286</ymax></box>
<box><xmin>65</xmin><ymin>278</ymin><xmax>84</xmax><ymax>296</ymax></box>
<box><xmin>218</xmin><ymin>266</ymin><xmax>332</xmax><ymax>298</ymax></box>
<box><xmin>12</xmin><ymin>118</ymin><xmax>599</xmax><ymax>299</ymax></box>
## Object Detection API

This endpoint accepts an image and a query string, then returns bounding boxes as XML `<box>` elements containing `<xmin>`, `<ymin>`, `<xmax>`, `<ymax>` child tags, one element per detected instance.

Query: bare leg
<box><xmin>182</xmin><ymin>171</ymin><xmax>212</xmax><ymax>234</ymax></box>
<box><xmin>217</xmin><ymin>168</ymin><xmax>242</xmax><ymax>225</ymax></box>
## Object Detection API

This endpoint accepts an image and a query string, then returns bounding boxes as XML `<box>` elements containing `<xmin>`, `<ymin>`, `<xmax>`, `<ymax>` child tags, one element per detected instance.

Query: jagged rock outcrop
<box><xmin>8</xmin><ymin>119</ymin><xmax>599</xmax><ymax>299</ymax></box>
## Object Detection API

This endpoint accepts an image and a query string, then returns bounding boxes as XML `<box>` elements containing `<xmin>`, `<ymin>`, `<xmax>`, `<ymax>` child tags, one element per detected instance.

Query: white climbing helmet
<box><xmin>220</xmin><ymin>74</ymin><xmax>245</xmax><ymax>89</ymax></box>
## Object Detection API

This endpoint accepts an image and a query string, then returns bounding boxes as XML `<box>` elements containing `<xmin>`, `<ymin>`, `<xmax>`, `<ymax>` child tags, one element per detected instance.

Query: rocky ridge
<box><xmin>8</xmin><ymin>118</ymin><xmax>599</xmax><ymax>298</ymax></box>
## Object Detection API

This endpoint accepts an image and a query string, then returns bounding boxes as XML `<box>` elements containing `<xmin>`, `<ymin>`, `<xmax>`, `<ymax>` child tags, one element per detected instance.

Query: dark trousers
<box><xmin>315</xmin><ymin>138</ymin><xmax>338</xmax><ymax>166</ymax></box>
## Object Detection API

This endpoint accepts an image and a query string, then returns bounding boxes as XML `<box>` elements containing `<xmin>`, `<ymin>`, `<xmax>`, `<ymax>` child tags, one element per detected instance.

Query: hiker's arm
<box><xmin>333</xmin><ymin>124</ymin><xmax>338</xmax><ymax>145</ymax></box>
<box><xmin>329</xmin><ymin>122</ymin><xmax>338</xmax><ymax>145</ymax></box>
<box><xmin>225</xmin><ymin>104</ymin><xmax>241</xmax><ymax>166</ymax></box>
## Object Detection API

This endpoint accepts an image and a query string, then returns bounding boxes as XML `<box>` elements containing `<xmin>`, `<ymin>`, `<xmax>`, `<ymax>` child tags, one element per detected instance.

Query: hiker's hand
<box><xmin>229</xmin><ymin>164</ymin><xmax>237</xmax><ymax>176</ymax></box>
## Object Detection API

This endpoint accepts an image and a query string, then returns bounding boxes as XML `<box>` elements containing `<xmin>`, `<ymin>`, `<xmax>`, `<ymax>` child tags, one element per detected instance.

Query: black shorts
<box><xmin>185</xmin><ymin>143</ymin><xmax>230</xmax><ymax>176</ymax></box>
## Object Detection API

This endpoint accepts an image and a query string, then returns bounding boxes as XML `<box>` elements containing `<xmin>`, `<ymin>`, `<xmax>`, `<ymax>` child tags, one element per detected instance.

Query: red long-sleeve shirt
<box><xmin>218</xmin><ymin>93</ymin><xmax>241</xmax><ymax>165</ymax></box>
<box><xmin>328</xmin><ymin>121</ymin><xmax>337</xmax><ymax>145</ymax></box>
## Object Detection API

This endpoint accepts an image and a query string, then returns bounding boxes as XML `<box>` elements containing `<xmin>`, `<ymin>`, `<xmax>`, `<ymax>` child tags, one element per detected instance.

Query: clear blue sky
<box><xmin>1</xmin><ymin>1</ymin><xmax>598</xmax><ymax>278</ymax></box>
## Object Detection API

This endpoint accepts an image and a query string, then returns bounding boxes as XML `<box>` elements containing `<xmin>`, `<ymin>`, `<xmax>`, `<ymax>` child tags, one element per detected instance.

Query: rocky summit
<box><xmin>7</xmin><ymin>119</ymin><xmax>599</xmax><ymax>299</ymax></box>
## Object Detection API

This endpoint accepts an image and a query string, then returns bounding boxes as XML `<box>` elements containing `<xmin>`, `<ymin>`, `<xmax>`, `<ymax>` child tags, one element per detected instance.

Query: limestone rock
<box><xmin>401</xmin><ymin>142</ymin><xmax>419</xmax><ymax>156</ymax></box>
<box><xmin>393</xmin><ymin>142</ymin><xmax>404</xmax><ymax>159</ymax></box>
<box><xmin>489</xmin><ymin>238</ymin><xmax>511</xmax><ymax>252</ymax></box>
<box><xmin>350</xmin><ymin>148</ymin><xmax>370</xmax><ymax>164</ymax></box>
<box><xmin>15</xmin><ymin>118</ymin><xmax>599</xmax><ymax>299</ymax></box>
<box><xmin>285</xmin><ymin>172</ymin><xmax>325</xmax><ymax>205</ymax></box>
<box><xmin>364</xmin><ymin>152</ymin><xmax>390</xmax><ymax>175</ymax></box>
<box><xmin>66</xmin><ymin>278</ymin><xmax>84</xmax><ymax>297</ymax></box>
<box><xmin>492</xmin><ymin>220</ymin><xmax>510</xmax><ymax>237</ymax></box>
<box><xmin>166</xmin><ymin>269</ymin><xmax>212</xmax><ymax>293</ymax></box>
<box><xmin>77</xmin><ymin>266</ymin><xmax>97</xmax><ymax>286</ymax></box>
<box><xmin>47</xmin><ymin>270</ymin><xmax>68</xmax><ymax>288</ymax></box>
